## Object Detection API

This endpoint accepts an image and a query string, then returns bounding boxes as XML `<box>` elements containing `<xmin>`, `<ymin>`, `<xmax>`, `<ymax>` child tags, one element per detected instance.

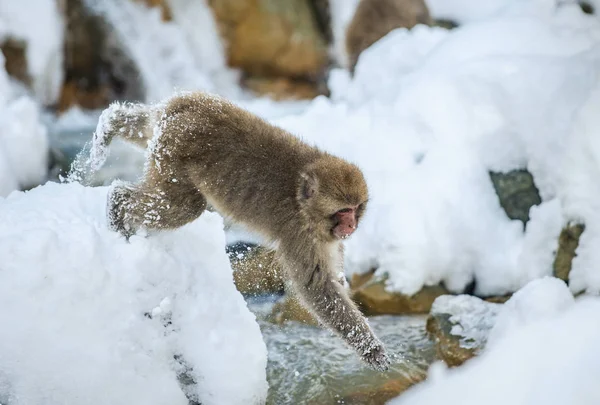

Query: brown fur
<box><xmin>93</xmin><ymin>92</ymin><xmax>390</xmax><ymax>371</ymax></box>
<box><xmin>345</xmin><ymin>0</ymin><xmax>432</xmax><ymax>73</ymax></box>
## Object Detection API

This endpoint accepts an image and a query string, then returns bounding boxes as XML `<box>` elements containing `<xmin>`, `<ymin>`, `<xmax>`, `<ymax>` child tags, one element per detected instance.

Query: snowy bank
<box><xmin>0</xmin><ymin>182</ymin><xmax>268</xmax><ymax>405</ymax></box>
<box><xmin>267</xmin><ymin>1</ymin><xmax>600</xmax><ymax>297</ymax></box>
<box><xmin>391</xmin><ymin>278</ymin><xmax>600</xmax><ymax>405</ymax></box>
<box><xmin>0</xmin><ymin>54</ymin><xmax>49</xmax><ymax>197</ymax></box>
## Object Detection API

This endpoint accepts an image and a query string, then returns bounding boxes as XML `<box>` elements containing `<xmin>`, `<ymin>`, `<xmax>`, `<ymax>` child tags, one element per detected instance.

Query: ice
<box><xmin>389</xmin><ymin>295</ymin><xmax>600</xmax><ymax>405</ymax></box>
<box><xmin>0</xmin><ymin>182</ymin><xmax>268</xmax><ymax>405</ymax></box>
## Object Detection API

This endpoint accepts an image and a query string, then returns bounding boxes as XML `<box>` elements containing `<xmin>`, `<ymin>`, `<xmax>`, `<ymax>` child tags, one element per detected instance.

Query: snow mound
<box><xmin>0</xmin><ymin>182</ymin><xmax>268</xmax><ymax>405</ymax></box>
<box><xmin>390</xmin><ymin>296</ymin><xmax>600</xmax><ymax>405</ymax></box>
<box><xmin>488</xmin><ymin>276</ymin><xmax>575</xmax><ymax>346</ymax></box>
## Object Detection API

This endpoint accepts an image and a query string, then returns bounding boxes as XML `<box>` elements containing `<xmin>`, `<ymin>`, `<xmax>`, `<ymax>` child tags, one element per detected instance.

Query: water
<box><xmin>247</xmin><ymin>296</ymin><xmax>435</xmax><ymax>405</ymax></box>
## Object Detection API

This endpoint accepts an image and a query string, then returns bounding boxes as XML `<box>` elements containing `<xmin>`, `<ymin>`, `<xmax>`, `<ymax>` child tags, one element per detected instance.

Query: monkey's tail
<box><xmin>89</xmin><ymin>101</ymin><xmax>158</xmax><ymax>171</ymax></box>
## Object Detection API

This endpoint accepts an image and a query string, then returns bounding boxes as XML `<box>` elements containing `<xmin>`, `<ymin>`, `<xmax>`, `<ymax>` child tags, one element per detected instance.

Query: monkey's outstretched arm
<box><xmin>279</xmin><ymin>243</ymin><xmax>390</xmax><ymax>371</ymax></box>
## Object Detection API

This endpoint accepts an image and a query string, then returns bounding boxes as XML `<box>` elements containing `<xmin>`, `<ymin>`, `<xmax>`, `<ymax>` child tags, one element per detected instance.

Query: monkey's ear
<box><xmin>299</xmin><ymin>172</ymin><xmax>319</xmax><ymax>200</ymax></box>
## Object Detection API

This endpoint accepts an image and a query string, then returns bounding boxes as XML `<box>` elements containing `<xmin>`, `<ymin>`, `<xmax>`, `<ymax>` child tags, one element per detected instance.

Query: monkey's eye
<box><xmin>337</xmin><ymin>208</ymin><xmax>353</xmax><ymax>214</ymax></box>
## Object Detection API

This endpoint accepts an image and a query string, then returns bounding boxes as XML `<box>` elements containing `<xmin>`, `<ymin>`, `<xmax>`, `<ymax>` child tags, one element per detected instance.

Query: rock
<box><xmin>489</xmin><ymin>169</ymin><xmax>542</xmax><ymax>226</ymax></box>
<box><xmin>432</xmin><ymin>19</ymin><xmax>458</xmax><ymax>29</ymax></box>
<box><xmin>483</xmin><ymin>295</ymin><xmax>512</xmax><ymax>304</ymax></box>
<box><xmin>134</xmin><ymin>0</ymin><xmax>171</xmax><ymax>20</ymax></box>
<box><xmin>228</xmin><ymin>243</ymin><xmax>285</xmax><ymax>296</ymax></box>
<box><xmin>308</xmin><ymin>0</ymin><xmax>332</xmax><ymax>43</ymax></box>
<box><xmin>553</xmin><ymin>223</ymin><xmax>584</xmax><ymax>283</ymax></box>
<box><xmin>58</xmin><ymin>81</ymin><xmax>111</xmax><ymax>111</ymax></box>
<box><xmin>580</xmin><ymin>1</ymin><xmax>594</xmax><ymax>14</ymax></box>
<box><xmin>243</xmin><ymin>75</ymin><xmax>325</xmax><ymax>100</ymax></box>
<box><xmin>345</xmin><ymin>0</ymin><xmax>432</xmax><ymax>72</ymax></box>
<box><xmin>426</xmin><ymin>295</ymin><xmax>500</xmax><ymax>367</ymax></box>
<box><xmin>268</xmin><ymin>294</ymin><xmax>318</xmax><ymax>325</ymax></box>
<box><xmin>1</xmin><ymin>38</ymin><xmax>31</xmax><ymax>86</ymax></box>
<box><xmin>351</xmin><ymin>271</ymin><xmax>449</xmax><ymax>315</ymax></box>
<box><xmin>338</xmin><ymin>376</ymin><xmax>423</xmax><ymax>405</ymax></box>
<box><xmin>207</xmin><ymin>0</ymin><xmax>329</xmax><ymax>78</ymax></box>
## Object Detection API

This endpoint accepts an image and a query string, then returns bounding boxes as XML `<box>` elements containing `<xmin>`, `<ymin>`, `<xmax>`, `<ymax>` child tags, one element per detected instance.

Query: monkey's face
<box><xmin>298</xmin><ymin>159</ymin><xmax>369</xmax><ymax>242</ymax></box>
<box><xmin>330</xmin><ymin>204</ymin><xmax>366</xmax><ymax>239</ymax></box>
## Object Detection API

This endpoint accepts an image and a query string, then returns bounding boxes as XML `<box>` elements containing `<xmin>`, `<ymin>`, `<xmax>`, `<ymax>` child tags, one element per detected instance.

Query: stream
<box><xmin>248</xmin><ymin>296</ymin><xmax>435</xmax><ymax>405</ymax></box>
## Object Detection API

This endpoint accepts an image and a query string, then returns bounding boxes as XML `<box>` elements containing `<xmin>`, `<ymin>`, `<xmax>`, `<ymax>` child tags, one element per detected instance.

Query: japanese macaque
<box><xmin>345</xmin><ymin>0</ymin><xmax>432</xmax><ymax>73</ymax></box>
<box><xmin>89</xmin><ymin>91</ymin><xmax>391</xmax><ymax>371</ymax></box>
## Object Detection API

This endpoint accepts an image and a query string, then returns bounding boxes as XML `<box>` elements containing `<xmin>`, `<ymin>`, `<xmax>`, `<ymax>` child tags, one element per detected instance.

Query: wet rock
<box><xmin>207</xmin><ymin>0</ymin><xmax>328</xmax><ymax>79</ymax></box>
<box><xmin>268</xmin><ymin>294</ymin><xmax>318</xmax><ymax>326</ymax></box>
<box><xmin>243</xmin><ymin>75</ymin><xmax>325</xmax><ymax>100</ymax></box>
<box><xmin>1</xmin><ymin>38</ymin><xmax>31</xmax><ymax>86</ymax></box>
<box><xmin>426</xmin><ymin>295</ymin><xmax>500</xmax><ymax>367</ymax></box>
<box><xmin>337</xmin><ymin>377</ymin><xmax>423</xmax><ymax>405</ymax></box>
<box><xmin>553</xmin><ymin>223</ymin><xmax>584</xmax><ymax>283</ymax></box>
<box><xmin>351</xmin><ymin>271</ymin><xmax>449</xmax><ymax>315</ymax></box>
<box><xmin>489</xmin><ymin>169</ymin><xmax>542</xmax><ymax>226</ymax></box>
<box><xmin>228</xmin><ymin>243</ymin><xmax>285</xmax><ymax>296</ymax></box>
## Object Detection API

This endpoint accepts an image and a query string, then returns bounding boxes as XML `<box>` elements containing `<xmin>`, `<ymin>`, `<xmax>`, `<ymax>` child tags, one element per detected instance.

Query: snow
<box><xmin>487</xmin><ymin>276</ymin><xmax>575</xmax><ymax>346</ymax></box>
<box><xmin>165</xmin><ymin>0</ymin><xmax>242</xmax><ymax>95</ymax></box>
<box><xmin>390</xmin><ymin>278</ymin><xmax>598</xmax><ymax>405</ymax></box>
<box><xmin>83</xmin><ymin>0</ymin><xmax>241</xmax><ymax>103</ymax></box>
<box><xmin>270</xmin><ymin>0</ymin><xmax>600</xmax><ymax>296</ymax></box>
<box><xmin>0</xmin><ymin>182</ymin><xmax>268</xmax><ymax>405</ymax></box>
<box><xmin>329</xmin><ymin>0</ymin><xmax>361</xmax><ymax>67</ymax></box>
<box><xmin>430</xmin><ymin>295</ymin><xmax>501</xmax><ymax>350</ymax></box>
<box><xmin>390</xmin><ymin>295</ymin><xmax>600</xmax><ymax>405</ymax></box>
<box><xmin>0</xmin><ymin>53</ymin><xmax>49</xmax><ymax>197</ymax></box>
<box><xmin>558</xmin><ymin>80</ymin><xmax>600</xmax><ymax>295</ymax></box>
<box><xmin>0</xmin><ymin>0</ymin><xmax>64</xmax><ymax>105</ymax></box>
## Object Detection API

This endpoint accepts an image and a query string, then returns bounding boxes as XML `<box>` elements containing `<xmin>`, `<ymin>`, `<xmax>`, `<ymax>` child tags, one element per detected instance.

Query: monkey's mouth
<box><xmin>332</xmin><ymin>225</ymin><xmax>355</xmax><ymax>239</ymax></box>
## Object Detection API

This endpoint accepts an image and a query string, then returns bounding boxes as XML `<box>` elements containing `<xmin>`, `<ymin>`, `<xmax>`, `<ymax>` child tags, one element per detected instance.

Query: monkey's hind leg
<box><xmin>107</xmin><ymin>177</ymin><xmax>207</xmax><ymax>238</ymax></box>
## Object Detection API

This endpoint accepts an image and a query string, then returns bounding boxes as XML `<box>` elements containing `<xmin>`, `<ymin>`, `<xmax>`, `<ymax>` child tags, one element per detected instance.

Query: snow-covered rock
<box><xmin>0</xmin><ymin>182</ymin><xmax>268</xmax><ymax>405</ymax></box>
<box><xmin>390</xmin><ymin>295</ymin><xmax>600</xmax><ymax>405</ymax></box>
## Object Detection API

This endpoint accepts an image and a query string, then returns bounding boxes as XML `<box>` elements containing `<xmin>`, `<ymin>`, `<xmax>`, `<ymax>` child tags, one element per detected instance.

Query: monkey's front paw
<box><xmin>363</xmin><ymin>343</ymin><xmax>391</xmax><ymax>372</ymax></box>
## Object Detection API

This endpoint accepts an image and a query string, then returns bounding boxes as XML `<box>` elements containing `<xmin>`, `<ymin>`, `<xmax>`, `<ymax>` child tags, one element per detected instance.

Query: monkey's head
<box><xmin>297</xmin><ymin>157</ymin><xmax>369</xmax><ymax>242</ymax></box>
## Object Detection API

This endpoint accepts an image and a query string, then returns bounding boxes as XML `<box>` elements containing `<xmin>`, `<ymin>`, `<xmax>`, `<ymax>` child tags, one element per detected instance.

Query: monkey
<box><xmin>345</xmin><ymin>0</ymin><xmax>432</xmax><ymax>74</ymax></box>
<box><xmin>88</xmin><ymin>91</ymin><xmax>391</xmax><ymax>372</ymax></box>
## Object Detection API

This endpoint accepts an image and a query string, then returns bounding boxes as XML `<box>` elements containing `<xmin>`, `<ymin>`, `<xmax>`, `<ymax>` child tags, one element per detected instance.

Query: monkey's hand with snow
<box><xmin>91</xmin><ymin>92</ymin><xmax>391</xmax><ymax>371</ymax></box>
